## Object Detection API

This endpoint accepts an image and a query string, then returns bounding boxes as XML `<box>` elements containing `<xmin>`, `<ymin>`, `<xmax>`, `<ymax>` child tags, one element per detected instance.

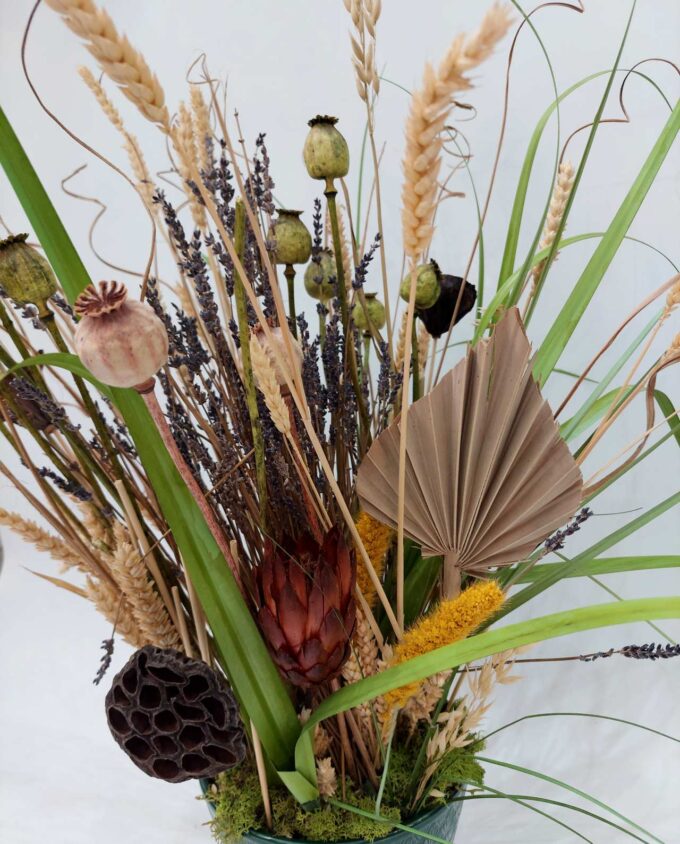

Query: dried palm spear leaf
<box><xmin>356</xmin><ymin>309</ymin><xmax>583</xmax><ymax>596</ymax></box>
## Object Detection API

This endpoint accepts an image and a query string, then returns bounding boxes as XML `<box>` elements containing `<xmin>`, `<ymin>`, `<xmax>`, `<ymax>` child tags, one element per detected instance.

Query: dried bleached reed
<box><xmin>401</xmin><ymin>3</ymin><xmax>512</xmax><ymax>259</ymax></box>
<box><xmin>46</xmin><ymin>0</ymin><xmax>170</xmax><ymax>128</ymax></box>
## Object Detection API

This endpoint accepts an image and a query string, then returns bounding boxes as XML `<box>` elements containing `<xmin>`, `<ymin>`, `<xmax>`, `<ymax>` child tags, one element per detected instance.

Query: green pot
<box><xmin>201</xmin><ymin>780</ymin><xmax>464</xmax><ymax>844</ymax></box>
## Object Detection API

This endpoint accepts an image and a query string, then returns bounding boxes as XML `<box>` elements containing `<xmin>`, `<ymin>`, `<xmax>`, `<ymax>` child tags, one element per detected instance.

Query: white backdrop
<box><xmin>1</xmin><ymin>1</ymin><xmax>679</xmax><ymax>842</ymax></box>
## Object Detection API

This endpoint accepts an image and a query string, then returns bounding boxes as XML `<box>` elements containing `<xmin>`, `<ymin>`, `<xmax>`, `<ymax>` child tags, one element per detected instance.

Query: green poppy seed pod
<box><xmin>268</xmin><ymin>210</ymin><xmax>312</xmax><ymax>266</ymax></box>
<box><xmin>303</xmin><ymin>116</ymin><xmax>350</xmax><ymax>181</ymax></box>
<box><xmin>74</xmin><ymin>281</ymin><xmax>169</xmax><ymax>389</ymax></box>
<box><xmin>304</xmin><ymin>249</ymin><xmax>337</xmax><ymax>302</ymax></box>
<box><xmin>0</xmin><ymin>233</ymin><xmax>57</xmax><ymax>307</ymax></box>
<box><xmin>353</xmin><ymin>293</ymin><xmax>386</xmax><ymax>333</ymax></box>
<box><xmin>400</xmin><ymin>261</ymin><xmax>441</xmax><ymax>309</ymax></box>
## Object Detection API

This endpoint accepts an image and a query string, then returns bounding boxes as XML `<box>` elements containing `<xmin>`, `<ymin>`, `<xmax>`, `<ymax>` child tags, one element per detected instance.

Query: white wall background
<box><xmin>1</xmin><ymin>1</ymin><xmax>679</xmax><ymax>842</ymax></box>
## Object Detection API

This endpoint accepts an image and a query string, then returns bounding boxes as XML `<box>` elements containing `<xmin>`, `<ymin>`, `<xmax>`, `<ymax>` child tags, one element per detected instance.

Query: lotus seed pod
<box><xmin>400</xmin><ymin>261</ymin><xmax>441</xmax><ymax>309</ymax></box>
<box><xmin>303</xmin><ymin>116</ymin><xmax>350</xmax><ymax>181</ymax></box>
<box><xmin>353</xmin><ymin>292</ymin><xmax>386</xmax><ymax>333</ymax></box>
<box><xmin>74</xmin><ymin>281</ymin><xmax>169</xmax><ymax>389</ymax></box>
<box><xmin>268</xmin><ymin>210</ymin><xmax>312</xmax><ymax>266</ymax></box>
<box><xmin>251</xmin><ymin>324</ymin><xmax>303</xmax><ymax>388</ymax></box>
<box><xmin>304</xmin><ymin>248</ymin><xmax>337</xmax><ymax>302</ymax></box>
<box><xmin>105</xmin><ymin>646</ymin><xmax>246</xmax><ymax>783</ymax></box>
<box><xmin>0</xmin><ymin>233</ymin><xmax>57</xmax><ymax>306</ymax></box>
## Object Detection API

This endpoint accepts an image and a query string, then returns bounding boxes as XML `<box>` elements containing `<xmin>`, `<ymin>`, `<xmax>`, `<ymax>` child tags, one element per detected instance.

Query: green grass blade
<box><xmin>532</xmin><ymin>98</ymin><xmax>680</xmax><ymax>385</ymax></box>
<box><xmin>560</xmin><ymin>386</ymin><xmax>634</xmax><ymax>441</ymax></box>
<box><xmin>293</xmin><ymin>597</ymin><xmax>680</xmax><ymax>771</ymax></box>
<box><xmin>461</xmin><ymin>787</ymin><xmax>648</xmax><ymax>842</ymax></box>
<box><xmin>654</xmin><ymin>390</ymin><xmax>680</xmax><ymax>447</ymax></box>
<box><xmin>516</xmin><ymin>555</ymin><xmax>680</xmax><ymax>582</ymax></box>
<box><xmin>559</xmin><ymin>310</ymin><xmax>661</xmax><ymax>441</ymax></box>
<box><xmin>0</xmin><ymin>108</ymin><xmax>312</xmax><ymax>791</ymax></box>
<box><xmin>329</xmin><ymin>799</ymin><xmax>450</xmax><ymax>844</ymax></box>
<box><xmin>478</xmin><ymin>756</ymin><xmax>664</xmax><ymax>842</ymax></box>
<box><xmin>485</xmin><ymin>711</ymin><xmax>679</xmax><ymax>745</ymax></box>
<box><xmin>503</xmin><ymin>492</ymin><xmax>680</xmax><ymax>616</ymax></box>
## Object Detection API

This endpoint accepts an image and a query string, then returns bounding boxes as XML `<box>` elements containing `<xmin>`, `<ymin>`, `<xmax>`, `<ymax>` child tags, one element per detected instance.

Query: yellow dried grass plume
<box><xmin>384</xmin><ymin>579</ymin><xmax>504</xmax><ymax>713</ymax></box>
<box><xmin>355</xmin><ymin>511</ymin><xmax>392</xmax><ymax>605</ymax></box>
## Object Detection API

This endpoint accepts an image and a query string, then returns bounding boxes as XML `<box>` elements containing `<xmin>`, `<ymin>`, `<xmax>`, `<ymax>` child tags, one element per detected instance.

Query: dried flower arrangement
<box><xmin>0</xmin><ymin>1</ymin><xmax>679</xmax><ymax>842</ymax></box>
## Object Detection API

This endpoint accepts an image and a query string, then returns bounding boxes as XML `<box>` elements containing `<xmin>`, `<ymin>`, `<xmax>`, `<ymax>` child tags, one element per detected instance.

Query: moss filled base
<box><xmin>208</xmin><ymin>742</ymin><xmax>483</xmax><ymax>843</ymax></box>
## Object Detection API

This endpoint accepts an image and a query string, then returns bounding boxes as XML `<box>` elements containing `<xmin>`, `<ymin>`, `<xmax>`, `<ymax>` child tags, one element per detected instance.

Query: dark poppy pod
<box><xmin>256</xmin><ymin>528</ymin><xmax>357</xmax><ymax>687</ymax></box>
<box><xmin>417</xmin><ymin>274</ymin><xmax>477</xmax><ymax>339</ymax></box>
<box><xmin>105</xmin><ymin>646</ymin><xmax>246</xmax><ymax>783</ymax></box>
<box><xmin>0</xmin><ymin>233</ymin><xmax>57</xmax><ymax>306</ymax></box>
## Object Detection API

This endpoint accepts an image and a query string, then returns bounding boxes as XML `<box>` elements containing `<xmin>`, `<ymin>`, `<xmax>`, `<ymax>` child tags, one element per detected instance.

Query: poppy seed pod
<box><xmin>353</xmin><ymin>292</ymin><xmax>386</xmax><ymax>333</ymax></box>
<box><xmin>303</xmin><ymin>116</ymin><xmax>350</xmax><ymax>181</ymax></box>
<box><xmin>417</xmin><ymin>274</ymin><xmax>477</xmax><ymax>339</ymax></box>
<box><xmin>268</xmin><ymin>210</ymin><xmax>312</xmax><ymax>266</ymax></box>
<box><xmin>74</xmin><ymin>281</ymin><xmax>169</xmax><ymax>389</ymax></box>
<box><xmin>0</xmin><ymin>233</ymin><xmax>57</xmax><ymax>307</ymax></box>
<box><xmin>400</xmin><ymin>261</ymin><xmax>441</xmax><ymax>310</ymax></box>
<box><xmin>304</xmin><ymin>248</ymin><xmax>337</xmax><ymax>302</ymax></box>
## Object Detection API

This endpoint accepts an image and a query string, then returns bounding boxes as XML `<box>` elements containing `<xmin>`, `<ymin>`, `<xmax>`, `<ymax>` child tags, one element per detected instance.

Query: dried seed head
<box><xmin>353</xmin><ymin>292</ymin><xmax>386</xmax><ymax>333</ymax></box>
<box><xmin>400</xmin><ymin>261</ymin><xmax>441</xmax><ymax>309</ymax></box>
<box><xmin>74</xmin><ymin>281</ymin><xmax>169</xmax><ymax>388</ymax></box>
<box><xmin>303</xmin><ymin>248</ymin><xmax>337</xmax><ymax>302</ymax></box>
<box><xmin>267</xmin><ymin>210</ymin><xmax>312</xmax><ymax>266</ymax></box>
<box><xmin>303</xmin><ymin>116</ymin><xmax>350</xmax><ymax>181</ymax></box>
<box><xmin>0</xmin><ymin>233</ymin><xmax>58</xmax><ymax>306</ymax></box>
<box><xmin>251</xmin><ymin>324</ymin><xmax>303</xmax><ymax>389</ymax></box>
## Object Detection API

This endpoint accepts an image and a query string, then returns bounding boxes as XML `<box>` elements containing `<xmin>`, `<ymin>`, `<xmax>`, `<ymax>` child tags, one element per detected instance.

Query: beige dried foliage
<box><xmin>415</xmin><ymin>647</ymin><xmax>525</xmax><ymax>803</ymax></box>
<box><xmin>177</xmin><ymin>101</ymin><xmax>207</xmax><ymax>229</ymax></box>
<box><xmin>402</xmin><ymin>672</ymin><xmax>449</xmax><ymax>731</ymax></box>
<box><xmin>529</xmin><ymin>160</ymin><xmax>575</xmax><ymax>290</ymax></box>
<box><xmin>401</xmin><ymin>3</ymin><xmax>512</xmax><ymax>258</ymax></box>
<box><xmin>190</xmin><ymin>86</ymin><xmax>212</xmax><ymax>173</ymax></box>
<box><xmin>85</xmin><ymin>576</ymin><xmax>145</xmax><ymax>647</ymax></box>
<box><xmin>344</xmin><ymin>0</ymin><xmax>381</xmax><ymax>102</ymax></box>
<box><xmin>249</xmin><ymin>334</ymin><xmax>292</xmax><ymax>436</ymax></box>
<box><xmin>316</xmin><ymin>757</ymin><xmax>338</xmax><ymax>798</ymax></box>
<box><xmin>0</xmin><ymin>508</ymin><xmax>84</xmax><ymax>571</ymax></box>
<box><xmin>46</xmin><ymin>0</ymin><xmax>170</xmax><ymax>128</ymax></box>
<box><xmin>106</xmin><ymin>523</ymin><xmax>180</xmax><ymax>649</ymax></box>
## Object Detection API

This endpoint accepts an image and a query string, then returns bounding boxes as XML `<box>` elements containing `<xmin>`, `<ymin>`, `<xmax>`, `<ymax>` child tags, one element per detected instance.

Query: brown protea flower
<box><xmin>256</xmin><ymin>528</ymin><xmax>357</xmax><ymax>687</ymax></box>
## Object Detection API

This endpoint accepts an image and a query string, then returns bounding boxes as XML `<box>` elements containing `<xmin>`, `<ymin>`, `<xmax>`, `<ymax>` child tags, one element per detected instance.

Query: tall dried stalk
<box><xmin>45</xmin><ymin>0</ymin><xmax>170</xmax><ymax>128</ymax></box>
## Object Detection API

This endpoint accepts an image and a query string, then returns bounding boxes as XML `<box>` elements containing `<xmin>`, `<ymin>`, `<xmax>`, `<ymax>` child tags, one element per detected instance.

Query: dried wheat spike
<box><xmin>86</xmin><ymin>576</ymin><xmax>145</xmax><ymax>648</ymax></box>
<box><xmin>401</xmin><ymin>3</ymin><xmax>512</xmax><ymax>258</ymax></box>
<box><xmin>45</xmin><ymin>0</ymin><xmax>170</xmax><ymax>128</ymax></box>
<box><xmin>316</xmin><ymin>757</ymin><xmax>338</xmax><ymax>797</ymax></box>
<box><xmin>176</xmin><ymin>101</ymin><xmax>207</xmax><ymax>229</ymax></box>
<box><xmin>249</xmin><ymin>334</ymin><xmax>292</xmax><ymax>436</ymax></box>
<box><xmin>190</xmin><ymin>86</ymin><xmax>212</xmax><ymax>173</ymax></box>
<box><xmin>530</xmin><ymin>160</ymin><xmax>575</xmax><ymax>287</ymax></box>
<box><xmin>0</xmin><ymin>508</ymin><xmax>84</xmax><ymax>571</ymax></box>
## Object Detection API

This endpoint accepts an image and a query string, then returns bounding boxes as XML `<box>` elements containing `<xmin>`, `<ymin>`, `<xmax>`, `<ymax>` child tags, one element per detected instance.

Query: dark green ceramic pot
<box><xmin>201</xmin><ymin>780</ymin><xmax>464</xmax><ymax>844</ymax></box>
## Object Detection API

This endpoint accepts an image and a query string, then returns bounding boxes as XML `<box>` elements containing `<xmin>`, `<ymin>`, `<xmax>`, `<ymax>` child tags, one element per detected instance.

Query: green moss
<box><xmin>210</xmin><ymin>740</ymin><xmax>483</xmax><ymax>843</ymax></box>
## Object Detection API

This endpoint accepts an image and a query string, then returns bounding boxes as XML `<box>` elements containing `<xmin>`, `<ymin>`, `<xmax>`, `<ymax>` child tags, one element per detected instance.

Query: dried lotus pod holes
<box><xmin>105</xmin><ymin>646</ymin><xmax>246</xmax><ymax>783</ymax></box>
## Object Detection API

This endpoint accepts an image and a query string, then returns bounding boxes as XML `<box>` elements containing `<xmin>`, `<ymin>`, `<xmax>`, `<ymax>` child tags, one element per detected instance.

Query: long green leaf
<box><xmin>560</xmin><ymin>386</ymin><xmax>634</xmax><ymax>441</ymax></box>
<box><xmin>516</xmin><ymin>555</ymin><xmax>680</xmax><ymax>582</ymax></box>
<box><xmin>479</xmin><ymin>757</ymin><xmax>663</xmax><ymax>843</ymax></box>
<box><xmin>291</xmin><ymin>597</ymin><xmax>680</xmax><ymax>772</ymax></box>
<box><xmin>0</xmin><ymin>106</ymin><xmax>311</xmax><ymax>790</ymax></box>
<box><xmin>485</xmin><ymin>711</ymin><xmax>679</xmax><ymax>745</ymax></box>
<box><xmin>532</xmin><ymin>99</ymin><xmax>680</xmax><ymax>385</ymax></box>
<box><xmin>654</xmin><ymin>390</ymin><xmax>680</xmax><ymax>447</ymax></box>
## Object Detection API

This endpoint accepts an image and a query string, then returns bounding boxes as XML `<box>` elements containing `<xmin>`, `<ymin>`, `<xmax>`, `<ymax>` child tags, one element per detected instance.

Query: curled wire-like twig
<box><xmin>21</xmin><ymin>0</ymin><xmax>157</xmax><ymax>299</ymax></box>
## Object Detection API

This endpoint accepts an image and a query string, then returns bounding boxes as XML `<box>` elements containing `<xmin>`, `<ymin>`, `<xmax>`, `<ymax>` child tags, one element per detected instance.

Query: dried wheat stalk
<box><xmin>106</xmin><ymin>522</ymin><xmax>181</xmax><ymax>649</ymax></box>
<box><xmin>78</xmin><ymin>66</ymin><xmax>157</xmax><ymax>211</ymax></box>
<box><xmin>190</xmin><ymin>85</ymin><xmax>212</xmax><ymax>173</ymax></box>
<box><xmin>401</xmin><ymin>3</ymin><xmax>512</xmax><ymax>258</ymax></box>
<box><xmin>46</xmin><ymin>0</ymin><xmax>170</xmax><ymax>128</ymax></box>
<box><xmin>177</xmin><ymin>101</ymin><xmax>208</xmax><ymax>228</ymax></box>
<box><xmin>344</xmin><ymin>0</ymin><xmax>381</xmax><ymax>103</ymax></box>
<box><xmin>249</xmin><ymin>335</ymin><xmax>292</xmax><ymax>437</ymax></box>
<box><xmin>0</xmin><ymin>508</ymin><xmax>84</xmax><ymax>571</ymax></box>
